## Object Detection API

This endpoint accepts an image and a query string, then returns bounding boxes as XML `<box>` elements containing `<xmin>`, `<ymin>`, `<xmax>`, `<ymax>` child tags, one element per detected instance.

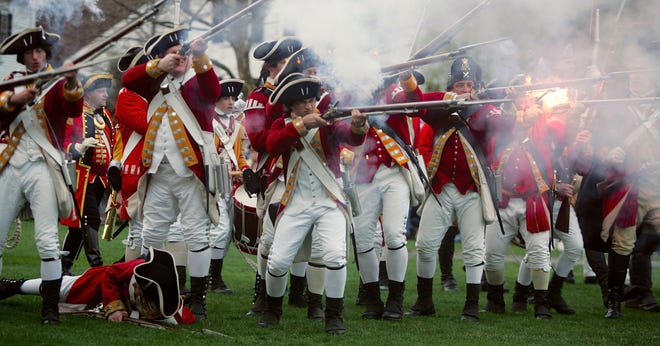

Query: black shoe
<box><xmin>259</xmin><ymin>296</ymin><xmax>283</xmax><ymax>327</ymax></box>
<box><xmin>0</xmin><ymin>278</ymin><xmax>25</xmax><ymax>300</ymax></box>
<box><xmin>441</xmin><ymin>277</ymin><xmax>459</xmax><ymax>292</ymax></box>
<box><xmin>404</xmin><ymin>301</ymin><xmax>436</xmax><ymax>316</ymax></box>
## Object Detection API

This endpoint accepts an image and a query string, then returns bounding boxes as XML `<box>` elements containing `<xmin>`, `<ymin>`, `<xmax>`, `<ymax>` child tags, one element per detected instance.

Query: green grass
<box><xmin>1</xmin><ymin>221</ymin><xmax>658</xmax><ymax>345</ymax></box>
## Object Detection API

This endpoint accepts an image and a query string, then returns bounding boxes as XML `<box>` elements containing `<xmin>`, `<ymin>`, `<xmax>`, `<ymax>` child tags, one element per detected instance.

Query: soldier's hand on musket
<box><xmin>62</xmin><ymin>61</ymin><xmax>79</xmax><ymax>90</ymax></box>
<box><xmin>350</xmin><ymin>109</ymin><xmax>367</xmax><ymax>128</ymax></box>
<box><xmin>189</xmin><ymin>38</ymin><xmax>208</xmax><ymax>59</ymax></box>
<box><xmin>10</xmin><ymin>87</ymin><xmax>39</xmax><ymax>106</ymax></box>
<box><xmin>158</xmin><ymin>53</ymin><xmax>186</xmax><ymax>74</ymax></box>
<box><xmin>607</xmin><ymin>146</ymin><xmax>626</xmax><ymax>164</ymax></box>
<box><xmin>302</xmin><ymin>111</ymin><xmax>330</xmax><ymax>129</ymax></box>
<box><xmin>554</xmin><ymin>182</ymin><xmax>574</xmax><ymax>198</ymax></box>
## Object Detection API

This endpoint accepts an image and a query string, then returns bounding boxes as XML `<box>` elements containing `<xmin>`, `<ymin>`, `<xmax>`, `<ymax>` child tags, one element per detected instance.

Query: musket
<box><xmin>0</xmin><ymin>54</ymin><xmax>124</xmax><ymax>90</ymax></box>
<box><xmin>323</xmin><ymin>96</ymin><xmax>660</xmax><ymax>121</ymax></box>
<box><xmin>178</xmin><ymin>0</ymin><xmax>271</xmax><ymax>55</ymax></box>
<box><xmin>382</xmin><ymin>37</ymin><xmax>511</xmax><ymax>75</ymax></box>
<box><xmin>409</xmin><ymin>0</ymin><xmax>492</xmax><ymax>60</ymax></box>
<box><xmin>69</xmin><ymin>0</ymin><xmax>168</xmax><ymax>64</ymax></box>
<box><xmin>477</xmin><ymin>68</ymin><xmax>660</xmax><ymax>95</ymax></box>
<box><xmin>322</xmin><ymin>98</ymin><xmax>512</xmax><ymax>121</ymax></box>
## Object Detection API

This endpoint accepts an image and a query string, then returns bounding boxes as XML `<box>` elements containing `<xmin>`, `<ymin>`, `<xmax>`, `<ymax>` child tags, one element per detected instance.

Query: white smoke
<box><xmin>271</xmin><ymin>0</ymin><xmax>427</xmax><ymax>105</ymax></box>
<box><xmin>15</xmin><ymin>0</ymin><xmax>104</xmax><ymax>28</ymax></box>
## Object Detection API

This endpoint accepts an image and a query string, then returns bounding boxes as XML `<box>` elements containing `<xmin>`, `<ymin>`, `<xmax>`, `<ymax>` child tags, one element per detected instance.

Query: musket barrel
<box><xmin>480</xmin><ymin>68</ymin><xmax>660</xmax><ymax>95</ymax></box>
<box><xmin>323</xmin><ymin>98</ymin><xmax>511</xmax><ymax>120</ymax></box>
<box><xmin>0</xmin><ymin>54</ymin><xmax>125</xmax><ymax>90</ymax></box>
<box><xmin>381</xmin><ymin>37</ymin><xmax>510</xmax><ymax>74</ymax></box>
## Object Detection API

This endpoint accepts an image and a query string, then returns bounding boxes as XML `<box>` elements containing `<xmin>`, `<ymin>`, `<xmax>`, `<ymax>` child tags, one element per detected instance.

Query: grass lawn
<box><xmin>0</xmin><ymin>220</ymin><xmax>658</xmax><ymax>345</ymax></box>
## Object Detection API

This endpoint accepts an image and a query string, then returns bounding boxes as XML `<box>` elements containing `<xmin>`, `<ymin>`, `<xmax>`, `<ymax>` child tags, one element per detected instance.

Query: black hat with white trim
<box><xmin>252</xmin><ymin>36</ymin><xmax>302</xmax><ymax>63</ymax></box>
<box><xmin>269</xmin><ymin>72</ymin><xmax>321</xmax><ymax>105</ymax></box>
<box><xmin>219</xmin><ymin>78</ymin><xmax>244</xmax><ymax>98</ymax></box>
<box><xmin>274</xmin><ymin>47</ymin><xmax>323</xmax><ymax>85</ymax></box>
<box><xmin>133</xmin><ymin>247</ymin><xmax>180</xmax><ymax>318</ymax></box>
<box><xmin>144</xmin><ymin>26</ymin><xmax>189</xmax><ymax>59</ymax></box>
<box><xmin>117</xmin><ymin>46</ymin><xmax>149</xmax><ymax>73</ymax></box>
<box><xmin>0</xmin><ymin>26</ymin><xmax>60</xmax><ymax>64</ymax></box>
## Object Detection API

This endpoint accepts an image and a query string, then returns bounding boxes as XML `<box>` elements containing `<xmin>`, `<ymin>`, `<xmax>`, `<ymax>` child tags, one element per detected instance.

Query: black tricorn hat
<box><xmin>83</xmin><ymin>73</ymin><xmax>114</xmax><ymax>92</ymax></box>
<box><xmin>219</xmin><ymin>78</ymin><xmax>244</xmax><ymax>98</ymax></box>
<box><xmin>117</xmin><ymin>46</ymin><xmax>149</xmax><ymax>73</ymax></box>
<box><xmin>145</xmin><ymin>26</ymin><xmax>189</xmax><ymax>59</ymax></box>
<box><xmin>274</xmin><ymin>47</ymin><xmax>322</xmax><ymax>85</ymax></box>
<box><xmin>269</xmin><ymin>72</ymin><xmax>321</xmax><ymax>105</ymax></box>
<box><xmin>0</xmin><ymin>26</ymin><xmax>60</xmax><ymax>64</ymax></box>
<box><xmin>252</xmin><ymin>36</ymin><xmax>302</xmax><ymax>63</ymax></box>
<box><xmin>134</xmin><ymin>247</ymin><xmax>181</xmax><ymax>318</ymax></box>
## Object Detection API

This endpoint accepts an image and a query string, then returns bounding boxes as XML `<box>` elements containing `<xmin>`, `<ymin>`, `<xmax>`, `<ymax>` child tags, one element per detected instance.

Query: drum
<box><xmin>233</xmin><ymin>184</ymin><xmax>260</xmax><ymax>255</ymax></box>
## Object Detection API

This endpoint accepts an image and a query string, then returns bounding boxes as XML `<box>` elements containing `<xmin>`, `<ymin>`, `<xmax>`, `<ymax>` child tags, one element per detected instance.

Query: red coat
<box><xmin>113</xmin><ymin>88</ymin><xmax>148</xmax><ymax>220</ymax></box>
<box><xmin>121</xmin><ymin>61</ymin><xmax>220</xmax><ymax>182</ymax></box>
<box><xmin>421</xmin><ymin>91</ymin><xmax>503</xmax><ymax>195</ymax></box>
<box><xmin>0</xmin><ymin>69</ymin><xmax>83</xmax><ymax>147</ymax></box>
<box><xmin>244</xmin><ymin>84</ymin><xmax>284</xmax><ymax>178</ymax></box>
<box><xmin>352</xmin><ymin>83</ymin><xmax>423</xmax><ymax>184</ymax></box>
<box><xmin>60</xmin><ymin>105</ymin><xmax>115</xmax><ymax>227</ymax></box>
<box><xmin>491</xmin><ymin>114</ymin><xmax>566</xmax><ymax>232</ymax></box>
<box><xmin>266</xmin><ymin>115</ymin><xmax>367</xmax><ymax>180</ymax></box>
<box><xmin>66</xmin><ymin>259</ymin><xmax>142</xmax><ymax>311</ymax></box>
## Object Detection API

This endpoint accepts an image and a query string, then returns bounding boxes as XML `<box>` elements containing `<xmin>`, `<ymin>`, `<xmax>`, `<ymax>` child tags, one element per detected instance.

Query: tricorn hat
<box><xmin>145</xmin><ymin>26</ymin><xmax>189</xmax><ymax>59</ymax></box>
<box><xmin>274</xmin><ymin>47</ymin><xmax>322</xmax><ymax>85</ymax></box>
<box><xmin>117</xmin><ymin>46</ymin><xmax>149</xmax><ymax>73</ymax></box>
<box><xmin>252</xmin><ymin>36</ymin><xmax>303</xmax><ymax>63</ymax></box>
<box><xmin>219</xmin><ymin>78</ymin><xmax>244</xmax><ymax>98</ymax></box>
<box><xmin>133</xmin><ymin>247</ymin><xmax>180</xmax><ymax>318</ymax></box>
<box><xmin>83</xmin><ymin>73</ymin><xmax>113</xmax><ymax>92</ymax></box>
<box><xmin>0</xmin><ymin>26</ymin><xmax>60</xmax><ymax>64</ymax></box>
<box><xmin>269</xmin><ymin>72</ymin><xmax>321</xmax><ymax>105</ymax></box>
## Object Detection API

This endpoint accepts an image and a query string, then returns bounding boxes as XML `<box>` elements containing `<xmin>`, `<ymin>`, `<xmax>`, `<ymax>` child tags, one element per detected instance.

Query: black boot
<box><xmin>288</xmin><ymin>274</ymin><xmax>307</xmax><ymax>308</ymax></box>
<box><xmin>176</xmin><ymin>265</ymin><xmax>190</xmax><ymax>303</ymax></box>
<box><xmin>61</xmin><ymin>228</ymin><xmax>83</xmax><ymax>276</ymax></box>
<box><xmin>548</xmin><ymin>272</ymin><xmax>575</xmax><ymax>314</ymax></box>
<box><xmin>511</xmin><ymin>281</ymin><xmax>530</xmax><ymax>313</ymax></box>
<box><xmin>247</xmin><ymin>274</ymin><xmax>267</xmax><ymax>316</ymax></box>
<box><xmin>461</xmin><ymin>283</ymin><xmax>480</xmax><ymax>321</ymax></box>
<box><xmin>361</xmin><ymin>282</ymin><xmax>384</xmax><ymax>319</ymax></box>
<box><xmin>325</xmin><ymin>297</ymin><xmax>346</xmax><ymax>335</ymax></box>
<box><xmin>382</xmin><ymin>280</ymin><xmax>405</xmax><ymax>321</ymax></box>
<box><xmin>189</xmin><ymin>276</ymin><xmax>208</xmax><ymax>320</ymax></box>
<box><xmin>307</xmin><ymin>292</ymin><xmax>324</xmax><ymax>321</ymax></box>
<box><xmin>404</xmin><ymin>276</ymin><xmax>435</xmax><ymax>316</ymax></box>
<box><xmin>356</xmin><ymin>278</ymin><xmax>367</xmax><ymax>305</ymax></box>
<box><xmin>209</xmin><ymin>259</ymin><xmax>232</xmax><ymax>294</ymax></box>
<box><xmin>378</xmin><ymin>261</ymin><xmax>389</xmax><ymax>291</ymax></box>
<box><xmin>605</xmin><ymin>287</ymin><xmax>624</xmax><ymax>319</ymax></box>
<box><xmin>533</xmin><ymin>289</ymin><xmax>552</xmax><ymax>320</ymax></box>
<box><xmin>0</xmin><ymin>278</ymin><xmax>25</xmax><ymax>300</ymax></box>
<box><xmin>484</xmin><ymin>283</ymin><xmax>505</xmax><ymax>314</ymax></box>
<box><xmin>605</xmin><ymin>252</ymin><xmax>630</xmax><ymax>319</ymax></box>
<box><xmin>259</xmin><ymin>295</ymin><xmax>283</xmax><ymax>327</ymax></box>
<box><xmin>40</xmin><ymin>278</ymin><xmax>62</xmax><ymax>324</ymax></box>
<box><xmin>83</xmin><ymin>227</ymin><xmax>103</xmax><ymax>267</ymax></box>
